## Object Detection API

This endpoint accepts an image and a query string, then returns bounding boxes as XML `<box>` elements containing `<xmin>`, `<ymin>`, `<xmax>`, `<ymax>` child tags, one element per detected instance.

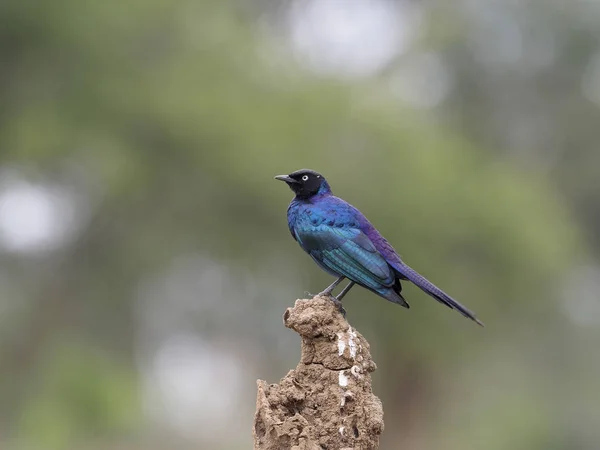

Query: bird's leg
<box><xmin>317</xmin><ymin>276</ymin><xmax>345</xmax><ymax>297</ymax></box>
<box><xmin>335</xmin><ymin>281</ymin><xmax>355</xmax><ymax>301</ymax></box>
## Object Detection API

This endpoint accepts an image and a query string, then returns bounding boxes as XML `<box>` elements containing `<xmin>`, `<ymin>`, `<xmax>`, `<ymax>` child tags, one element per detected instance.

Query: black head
<box><xmin>274</xmin><ymin>169</ymin><xmax>331</xmax><ymax>198</ymax></box>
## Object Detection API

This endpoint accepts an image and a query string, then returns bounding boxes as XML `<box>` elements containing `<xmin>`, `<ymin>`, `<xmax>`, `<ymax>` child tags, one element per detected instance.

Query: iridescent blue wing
<box><xmin>294</xmin><ymin>223</ymin><xmax>395</xmax><ymax>290</ymax></box>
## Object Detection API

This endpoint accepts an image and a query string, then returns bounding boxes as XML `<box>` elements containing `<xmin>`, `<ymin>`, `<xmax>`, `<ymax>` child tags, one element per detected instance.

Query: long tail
<box><xmin>394</xmin><ymin>263</ymin><xmax>484</xmax><ymax>327</ymax></box>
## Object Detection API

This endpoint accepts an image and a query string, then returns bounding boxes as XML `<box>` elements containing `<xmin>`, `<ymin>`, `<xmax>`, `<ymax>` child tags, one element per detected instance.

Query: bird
<box><xmin>275</xmin><ymin>169</ymin><xmax>484</xmax><ymax>326</ymax></box>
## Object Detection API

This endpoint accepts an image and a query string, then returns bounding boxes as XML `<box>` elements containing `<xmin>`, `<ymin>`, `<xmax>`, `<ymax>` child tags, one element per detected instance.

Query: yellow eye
<box><xmin>302</xmin><ymin>175</ymin><xmax>309</xmax><ymax>181</ymax></box>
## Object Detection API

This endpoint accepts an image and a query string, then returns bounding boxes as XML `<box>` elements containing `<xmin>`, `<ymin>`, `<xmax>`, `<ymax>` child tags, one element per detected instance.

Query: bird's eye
<box><xmin>302</xmin><ymin>175</ymin><xmax>309</xmax><ymax>181</ymax></box>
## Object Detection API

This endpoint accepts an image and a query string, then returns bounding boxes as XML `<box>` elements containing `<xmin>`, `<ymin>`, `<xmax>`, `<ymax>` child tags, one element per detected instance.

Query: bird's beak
<box><xmin>274</xmin><ymin>174</ymin><xmax>299</xmax><ymax>184</ymax></box>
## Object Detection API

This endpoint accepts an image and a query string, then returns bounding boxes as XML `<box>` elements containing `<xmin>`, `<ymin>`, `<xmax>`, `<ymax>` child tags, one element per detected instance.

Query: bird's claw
<box><xmin>331</xmin><ymin>297</ymin><xmax>347</xmax><ymax>318</ymax></box>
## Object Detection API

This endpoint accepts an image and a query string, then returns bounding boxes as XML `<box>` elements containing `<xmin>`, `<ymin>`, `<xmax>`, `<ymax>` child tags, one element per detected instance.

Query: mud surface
<box><xmin>253</xmin><ymin>296</ymin><xmax>384</xmax><ymax>450</ymax></box>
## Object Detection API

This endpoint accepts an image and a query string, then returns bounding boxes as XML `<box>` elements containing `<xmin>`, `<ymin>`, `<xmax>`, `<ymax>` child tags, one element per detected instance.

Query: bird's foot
<box><xmin>316</xmin><ymin>290</ymin><xmax>334</xmax><ymax>298</ymax></box>
<box><xmin>331</xmin><ymin>297</ymin><xmax>347</xmax><ymax>318</ymax></box>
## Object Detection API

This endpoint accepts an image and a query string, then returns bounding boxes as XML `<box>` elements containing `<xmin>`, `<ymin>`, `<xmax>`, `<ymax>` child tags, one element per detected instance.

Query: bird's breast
<box><xmin>289</xmin><ymin>199</ymin><xmax>361</xmax><ymax>230</ymax></box>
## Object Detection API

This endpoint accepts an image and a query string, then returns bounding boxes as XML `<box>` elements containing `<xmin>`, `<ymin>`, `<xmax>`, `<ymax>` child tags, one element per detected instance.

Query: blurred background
<box><xmin>1</xmin><ymin>0</ymin><xmax>599</xmax><ymax>449</ymax></box>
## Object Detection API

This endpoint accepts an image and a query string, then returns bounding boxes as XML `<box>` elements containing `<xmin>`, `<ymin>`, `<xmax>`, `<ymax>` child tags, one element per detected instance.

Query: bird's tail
<box><xmin>394</xmin><ymin>263</ymin><xmax>484</xmax><ymax>327</ymax></box>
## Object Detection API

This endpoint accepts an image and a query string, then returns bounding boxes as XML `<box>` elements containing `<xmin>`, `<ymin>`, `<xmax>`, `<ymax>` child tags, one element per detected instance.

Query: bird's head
<box><xmin>274</xmin><ymin>169</ymin><xmax>331</xmax><ymax>199</ymax></box>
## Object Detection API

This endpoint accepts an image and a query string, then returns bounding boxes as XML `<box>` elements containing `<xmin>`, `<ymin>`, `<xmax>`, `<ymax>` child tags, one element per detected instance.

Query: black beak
<box><xmin>274</xmin><ymin>174</ymin><xmax>299</xmax><ymax>184</ymax></box>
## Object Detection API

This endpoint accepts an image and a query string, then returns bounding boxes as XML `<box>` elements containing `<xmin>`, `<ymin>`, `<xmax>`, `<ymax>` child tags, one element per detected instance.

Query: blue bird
<box><xmin>275</xmin><ymin>169</ymin><xmax>483</xmax><ymax>326</ymax></box>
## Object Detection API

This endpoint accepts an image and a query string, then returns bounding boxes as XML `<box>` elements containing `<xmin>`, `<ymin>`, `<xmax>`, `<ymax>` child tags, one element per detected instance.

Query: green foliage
<box><xmin>16</xmin><ymin>339</ymin><xmax>139</xmax><ymax>450</ymax></box>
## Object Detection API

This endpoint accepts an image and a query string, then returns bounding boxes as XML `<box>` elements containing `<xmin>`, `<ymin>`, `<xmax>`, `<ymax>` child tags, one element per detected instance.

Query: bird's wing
<box><xmin>294</xmin><ymin>224</ymin><xmax>395</xmax><ymax>290</ymax></box>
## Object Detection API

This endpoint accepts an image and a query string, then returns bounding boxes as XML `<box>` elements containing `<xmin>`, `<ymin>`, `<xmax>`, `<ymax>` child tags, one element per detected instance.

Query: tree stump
<box><xmin>253</xmin><ymin>296</ymin><xmax>384</xmax><ymax>450</ymax></box>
